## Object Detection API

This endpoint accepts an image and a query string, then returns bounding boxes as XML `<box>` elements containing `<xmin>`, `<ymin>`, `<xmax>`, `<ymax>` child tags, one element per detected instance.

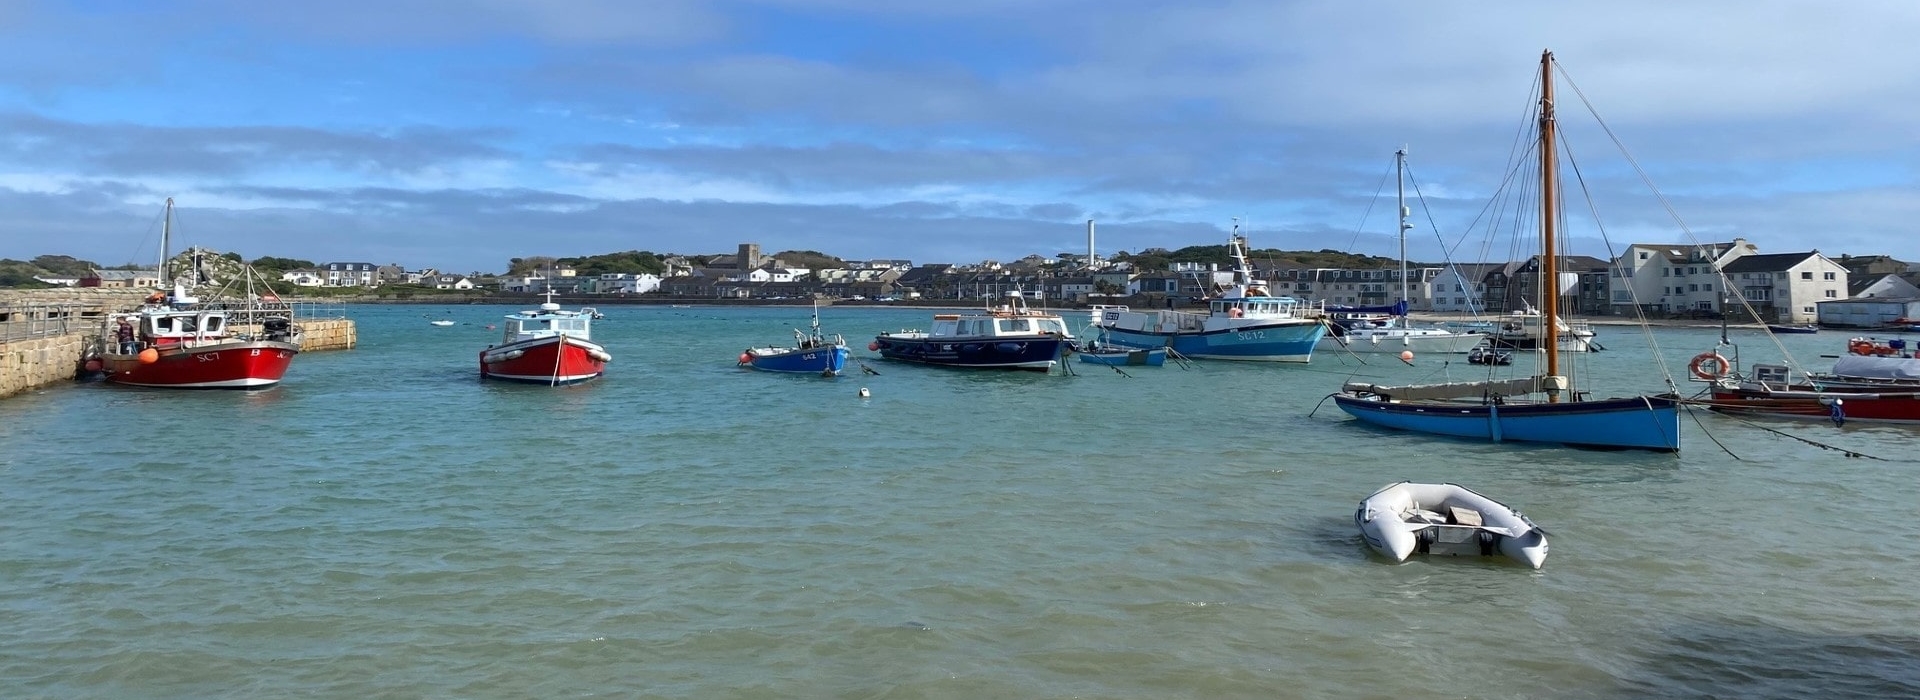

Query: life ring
<box><xmin>1688</xmin><ymin>351</ymin><xmax>1730</xmax><ymax>380</ymax></box>
<box><xmin>1849</xmin><ymin>339</ymin><xmax>1874</xmax><ymax>356</ymax></box>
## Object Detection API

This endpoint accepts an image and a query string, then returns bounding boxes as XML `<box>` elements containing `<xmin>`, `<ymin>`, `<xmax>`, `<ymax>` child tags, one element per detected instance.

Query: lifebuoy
<box><xmin>1849</xmin><ymin>340</ymin><xmax>1873</xmax><ymax>356</ymax></box>
<box><xmin>1688</xmin><ymin>351</ymin><xmax>1730</xmax><ymax>380</ymax></box>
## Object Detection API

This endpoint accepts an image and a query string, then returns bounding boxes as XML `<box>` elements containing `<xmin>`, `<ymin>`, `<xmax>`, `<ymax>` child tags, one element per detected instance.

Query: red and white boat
<box><xmin>98</xmin><ymin>296</ymin><xmax>301</xmax><ymax>388</ymax></box>
<box><xmin>479</xmin><ymin>294</ymin><xmax>610</xmax><ymax>385</ymax></box>
<box><xmin>1697</xmin><ymin>337</ymin><xmax>1920</xmax><ymax>424</ymax></box>
<box><xmin>95</xmin><ymin>197</ymin><xmax>302</xmax><ymax>389</ymax></box>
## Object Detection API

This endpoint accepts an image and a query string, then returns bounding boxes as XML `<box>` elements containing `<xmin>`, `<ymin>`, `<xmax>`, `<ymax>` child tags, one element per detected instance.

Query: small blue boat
<box><xmin>740</xmin><ymin>308</ymin><xmax>850</xmax><ymax>376</ymax></box>
<box><xmin>1076</xmin><ymin>343</ymin><xmax>1167</xmax><ymax>367</ymax></box>
<box><xmin>1766</xmin><ymin>323</ymin><xmax>1819</xmax><ymax>334</ymax></box>
<box><xmin>871</xmin><ymin>293</ymin><xmax>1073</xmax><ymax>372</ymax></box>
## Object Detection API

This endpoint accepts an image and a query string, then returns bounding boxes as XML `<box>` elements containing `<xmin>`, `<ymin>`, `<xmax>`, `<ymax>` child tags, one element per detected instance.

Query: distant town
<box><xmin>8</xmin><ymin>236</ymin><xmax>1920</xmax><ymax>328</ymax></box>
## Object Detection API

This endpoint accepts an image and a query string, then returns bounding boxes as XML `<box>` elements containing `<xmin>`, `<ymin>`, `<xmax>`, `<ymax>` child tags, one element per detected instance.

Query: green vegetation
<box><xmin>771</xmin><ymin>250</ymin><xmax>844</xmax><ymax>270</ymax></box>
<box><xmin>1112</xmin><ymin>245</ymin><xmax>1421</xmax><ymax>271</ymax></box>
<box><xmin>0</xmin><ymin>255</ymin><xmax>109</xmax><ymax>287</ymax></box>
<box><xmin>0</xmin><ymin>259</ymin><xmax>58</xmax><ymax>288</ymax></box>
<box><xmin>555</xmin><ymin>250</ymin><xmax>666</xmax><ymax>276</ymax></box>
<box><xmin>250</xmin><ymin>256</ymin><xmax>316</xmax><ymax>273</ymax></box>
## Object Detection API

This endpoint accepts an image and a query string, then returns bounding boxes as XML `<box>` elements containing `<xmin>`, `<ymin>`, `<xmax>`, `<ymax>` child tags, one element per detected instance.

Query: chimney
<box><xmin>1086</xmin><ymin>219</ymin><xmax>1096</xmax><ymax>269</ymax></box>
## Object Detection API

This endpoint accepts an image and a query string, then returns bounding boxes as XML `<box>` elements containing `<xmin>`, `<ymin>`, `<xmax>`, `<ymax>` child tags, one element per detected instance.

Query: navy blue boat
<box><xmin>871</xmin><ymin>294</ymin><xmax>1073</xmax><ymax>372</ymax></box>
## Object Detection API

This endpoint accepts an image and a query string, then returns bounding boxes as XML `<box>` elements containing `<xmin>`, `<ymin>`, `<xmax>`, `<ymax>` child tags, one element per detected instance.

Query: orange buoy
<box><xmin>738</xmin><ymin>352</ymin><xmax>753</xmax><ymax>364</ymax></box>
<box><xmin>867</xmin><ymin>342</ymin><xmax>880</xmax><ymax>351</ymax></box>
<box><xmin>137</xmin><ymin>348</ymin><xmax>159</xmax><ymax>364</ymax></box>
<box><xmin>1688</xmin><ymin>351</ymin><xmax>1730</xmax><ymax>380</ymax></box>
<box><xmin>1399</xmin><ymin>350</ymin><xmax>1414</xmax><ymax>362</ymax></box>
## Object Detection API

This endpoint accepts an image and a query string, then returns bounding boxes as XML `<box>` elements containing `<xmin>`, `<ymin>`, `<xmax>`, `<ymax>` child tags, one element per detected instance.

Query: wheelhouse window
<box><xmin>997</xmin><ymin>319</ymin><xmax>1032</xmax><ymax>333</ymax></box>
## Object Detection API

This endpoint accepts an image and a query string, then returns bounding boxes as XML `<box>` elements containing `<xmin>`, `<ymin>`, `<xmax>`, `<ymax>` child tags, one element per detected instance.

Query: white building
<box><xmin>1817</xmin><ymin>275</ymin><xmax>1920</xmax><ymax>327</ymax></box>
<box><xmin>280</xmin><ymin>269</ymin><xmax>325</xmax><ymax>287</ymax></box>
<box><xmin>1721</xmin><ymin>252</ymin><xmax>1850</xmax><ymax>323</ymax></box>
<box><xmin>592</xmin><ymin>273</ymin><xmax>662</xmax><ymax>294</ymax></box>
<box><xmin>1608</xmin><ymin>239</ymin><xmax>1757</xmax><ymax>313</ymax></box>
<box><xmin>323</xmin><ymin>262</ymin><xmax>379</xmax><ymax>287</ymax></box>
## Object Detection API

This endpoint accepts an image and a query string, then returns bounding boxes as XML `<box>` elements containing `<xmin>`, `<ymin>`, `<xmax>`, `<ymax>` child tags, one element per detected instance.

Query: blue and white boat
<box><xmin>1330</xmin><ymin>50</ymin><xmax>1681</xmax><ymax>453</ymax></box>
<box><xmin>871</xmin><ymin>293</ymin><xmax>1073</xmax><ymax>372</ymax></box>
<box><xmin>739</xmin><ymin>307</ymin><xmax>850</xmax><ymax>376</ymax></box>
<box><xmin>1094</xmin><ymin>230</ymin><xmax>1326</xmax><ymax>362</ymax></box>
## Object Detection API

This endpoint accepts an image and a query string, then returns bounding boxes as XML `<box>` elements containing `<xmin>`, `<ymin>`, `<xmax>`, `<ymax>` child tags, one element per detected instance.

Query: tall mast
<box><xmin>159</xmin><ymin>197</ymin><xmax>173</xmax><ymax>288</ymax></box>
<box><xmin>1396</xmin><ymin>147</ymin><xmax>1410</xmax><ymax>321</ymax></box>
<box><xmin>1539</xmin><ymin>50</ymin><xmax>1561</xmax><ymax>387</ymax></box>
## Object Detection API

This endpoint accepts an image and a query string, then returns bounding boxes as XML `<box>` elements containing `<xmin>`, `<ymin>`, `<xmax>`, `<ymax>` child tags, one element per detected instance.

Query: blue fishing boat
<box><xmin>871</xmin><ymin>293</ymin><xmax>1073</xmax><ymax>372</ymax></box>
<box><xmin>1330</xmin><ymin>50</ymin><xmax>1682</xmax><ymax>453</ymax></box>
<box><xmin>1094</xmin><ymin>228</ymin><xmax>1327</xmax><ymax>362</ymax></box>
<box><xmin>739</xmin><ymin>307</ymin><xmax>849</xmax><ymax>376</ymax></box>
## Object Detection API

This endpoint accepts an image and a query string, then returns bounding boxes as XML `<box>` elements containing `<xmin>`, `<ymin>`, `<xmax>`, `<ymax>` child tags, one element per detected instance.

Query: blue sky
<box><xmin>1</xmin><ymin>0</ymin><xmax>1917</xmax><ymax>274</ymax></box>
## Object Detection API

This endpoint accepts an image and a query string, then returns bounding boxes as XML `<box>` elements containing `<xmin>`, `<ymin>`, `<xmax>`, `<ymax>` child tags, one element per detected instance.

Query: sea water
<box><xmin>1</xmin><ymin>304</ymin><xmax>1917</xmax><ymax>698</ymax></box>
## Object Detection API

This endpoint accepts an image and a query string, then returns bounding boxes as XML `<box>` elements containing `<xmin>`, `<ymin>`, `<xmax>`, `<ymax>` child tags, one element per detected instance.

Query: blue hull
<box><xmin>1077</xmin><ymin>347</ymin><xmax>1166</xmax><ymax>367</ymax></box>
<box><xmin>1332</xmin><ymin>394</ymin><xmax>1681</xmax><ymax>452</ymax></box>
<box><xmin>873</xmin><ymin>335</ymin><xmax>1067</xmax><ymax>371</ymax></box>
<box><xmin>1102</xmin><ymin>322</ymin><xmax>1325</xmax><ymax>362</ymax></box>
<box><xmin>748</xmin><ymin>346</ymin><xmax>849</xmax><ymax>374</ymax></box>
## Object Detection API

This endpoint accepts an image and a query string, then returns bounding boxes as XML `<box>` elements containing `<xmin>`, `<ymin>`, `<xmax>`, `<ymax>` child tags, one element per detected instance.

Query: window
<box><xmin>1688</xmin><ymin>284</ymin><xmax>1699</xmax><ymax>292</ymax></box>
<box><xmin>1801</xmin><ymin>271</ymin><xmax>1813</xmax><ymax>280</ymax></box>
<box><xmin>1776</xmin><ymin>272</ymin><xmax>1787</xmax><ymax>279</ymax></box>
<box><xmin>1662</xmin><ymin>268</ymin><xmax>1670</xmax><ymax>277</ymax></box>
<box><xmin>1639</xmin><ymin>251</ymin><xmax>1649</xmax><ymax>260</ymax></box>
<box><xmin>1824</xmin><ymin>290</ymin><xmax>1837</xmax><ymax>298</ymax></box>
<box><xmin>1803</xmin><ymin>306</ymin><xmax>1815</xmax><ymax>313</ymax></box>
<box><xmin>1688</xmin><ymin>266</ymin><xmax>1698</xmax><ymax>275</ymax></box>
<box><xmin>1823</xmin><ymin>272</ymin><xmax>1836</xmax><ymax>280</ymax></box>
<box><xmin>1703</xmin><ymin>283</ymin><xmax>1712</xmax><ymax>292</ymax></box>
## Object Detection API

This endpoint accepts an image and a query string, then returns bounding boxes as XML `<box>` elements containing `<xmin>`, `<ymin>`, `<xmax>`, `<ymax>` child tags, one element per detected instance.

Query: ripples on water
<box><xmin>2</xmin><ymin>305</ymin><xmax>1918</xmax><ymax>698</ymax></box>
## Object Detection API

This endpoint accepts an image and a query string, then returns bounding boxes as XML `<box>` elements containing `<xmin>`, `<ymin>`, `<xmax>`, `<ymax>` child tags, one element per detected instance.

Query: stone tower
<box><xmin>738</xmin><ymin>243</ymin><xmax>761</xmax><ymax>271</ymax></box>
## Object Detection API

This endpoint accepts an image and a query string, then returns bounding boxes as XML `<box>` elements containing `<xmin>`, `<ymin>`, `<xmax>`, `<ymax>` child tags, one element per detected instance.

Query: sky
<box><xmin>1</xmin><ymin>0</ymin><xmax>1917</xmax><ymax>275</ymax></box>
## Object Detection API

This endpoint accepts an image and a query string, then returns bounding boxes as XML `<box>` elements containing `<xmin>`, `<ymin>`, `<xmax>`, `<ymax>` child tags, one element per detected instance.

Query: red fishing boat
<box><xmin>1697</xmin><ymin>337</ymin><xmax>1920</xmax><ymax>424</ymax></box>
<box><xmin>95</xmin><ymin>198</ymin><xmax>302</xmax><ymax>389</ymax></box>
<box><xmin>479</xmin><ymin>294</ymin><xmax>610</xmax><ymax>385</ymax></box>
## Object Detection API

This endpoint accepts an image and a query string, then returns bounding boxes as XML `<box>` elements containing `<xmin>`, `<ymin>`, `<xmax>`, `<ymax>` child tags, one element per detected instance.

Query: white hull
<box><xmin>1355</xmin><ymin>482</ymin><xmax>1548</xmax><ymax>568</ymax></box>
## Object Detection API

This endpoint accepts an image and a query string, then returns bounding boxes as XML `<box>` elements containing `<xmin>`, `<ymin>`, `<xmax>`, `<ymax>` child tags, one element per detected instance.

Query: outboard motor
<box><xmin>262</xmin><ymin>317</ymin><xmax>292</xmax><ymax>341</ymax></box>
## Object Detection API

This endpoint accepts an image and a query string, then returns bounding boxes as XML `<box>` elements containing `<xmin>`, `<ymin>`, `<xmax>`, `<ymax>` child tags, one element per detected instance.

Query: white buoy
<box><xmin>858</xmin><ymin>387</ymin><xmax>871</xmax><ymax>398</ymax></box>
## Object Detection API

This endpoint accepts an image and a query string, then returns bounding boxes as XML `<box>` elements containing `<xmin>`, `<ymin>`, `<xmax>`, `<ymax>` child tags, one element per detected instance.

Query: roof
<box><xmin>88</xmin><ymin>269</ymin><xmax>158</xmax><ymax>280</ymax></box>
<box><xmin>1720</xmin><ymin>252</ymin><xmax>1819</xmax><ymax>274</ymax></box>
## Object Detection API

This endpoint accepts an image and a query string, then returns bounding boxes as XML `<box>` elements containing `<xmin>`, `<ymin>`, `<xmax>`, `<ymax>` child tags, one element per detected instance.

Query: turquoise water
<box><xmin>2</xmin><ymin>304</ymin><xmax>1918</xmax><ymax>698</ymax></box>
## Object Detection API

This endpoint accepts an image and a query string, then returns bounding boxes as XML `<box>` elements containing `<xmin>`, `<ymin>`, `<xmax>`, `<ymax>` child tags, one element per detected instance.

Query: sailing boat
<box><xmin>1318</xmin><ymin>147</ymin><xmax>1484</xmax><ymax>355</ymax></box>
<box><xmin>94</xmin><ymin>198</ymin><xmax>302</xmax><ymax>388</ymax></box>
<box><xmin>1330</xmin><ymin>51</ymin><xmax>1682</xmax><ymax>452</ymax></box>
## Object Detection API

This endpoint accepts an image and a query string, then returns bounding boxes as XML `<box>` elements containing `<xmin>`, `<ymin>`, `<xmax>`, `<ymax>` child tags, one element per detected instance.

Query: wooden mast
<box><xmin>1538</xmin><ymin>50</ymin><xmax>1560</xmax><ymax>398</ymax></box>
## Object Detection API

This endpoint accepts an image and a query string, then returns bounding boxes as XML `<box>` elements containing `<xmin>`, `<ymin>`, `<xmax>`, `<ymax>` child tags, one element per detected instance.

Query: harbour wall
<box><xmin>0</xmin><ymin>333</ymin><xmax>90</xmax><ymax>400</ymax></box>
<box><xmin>298</xmin><ymin>319</ymin><xmax>358</xmax><ymax>351</ymax></box>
